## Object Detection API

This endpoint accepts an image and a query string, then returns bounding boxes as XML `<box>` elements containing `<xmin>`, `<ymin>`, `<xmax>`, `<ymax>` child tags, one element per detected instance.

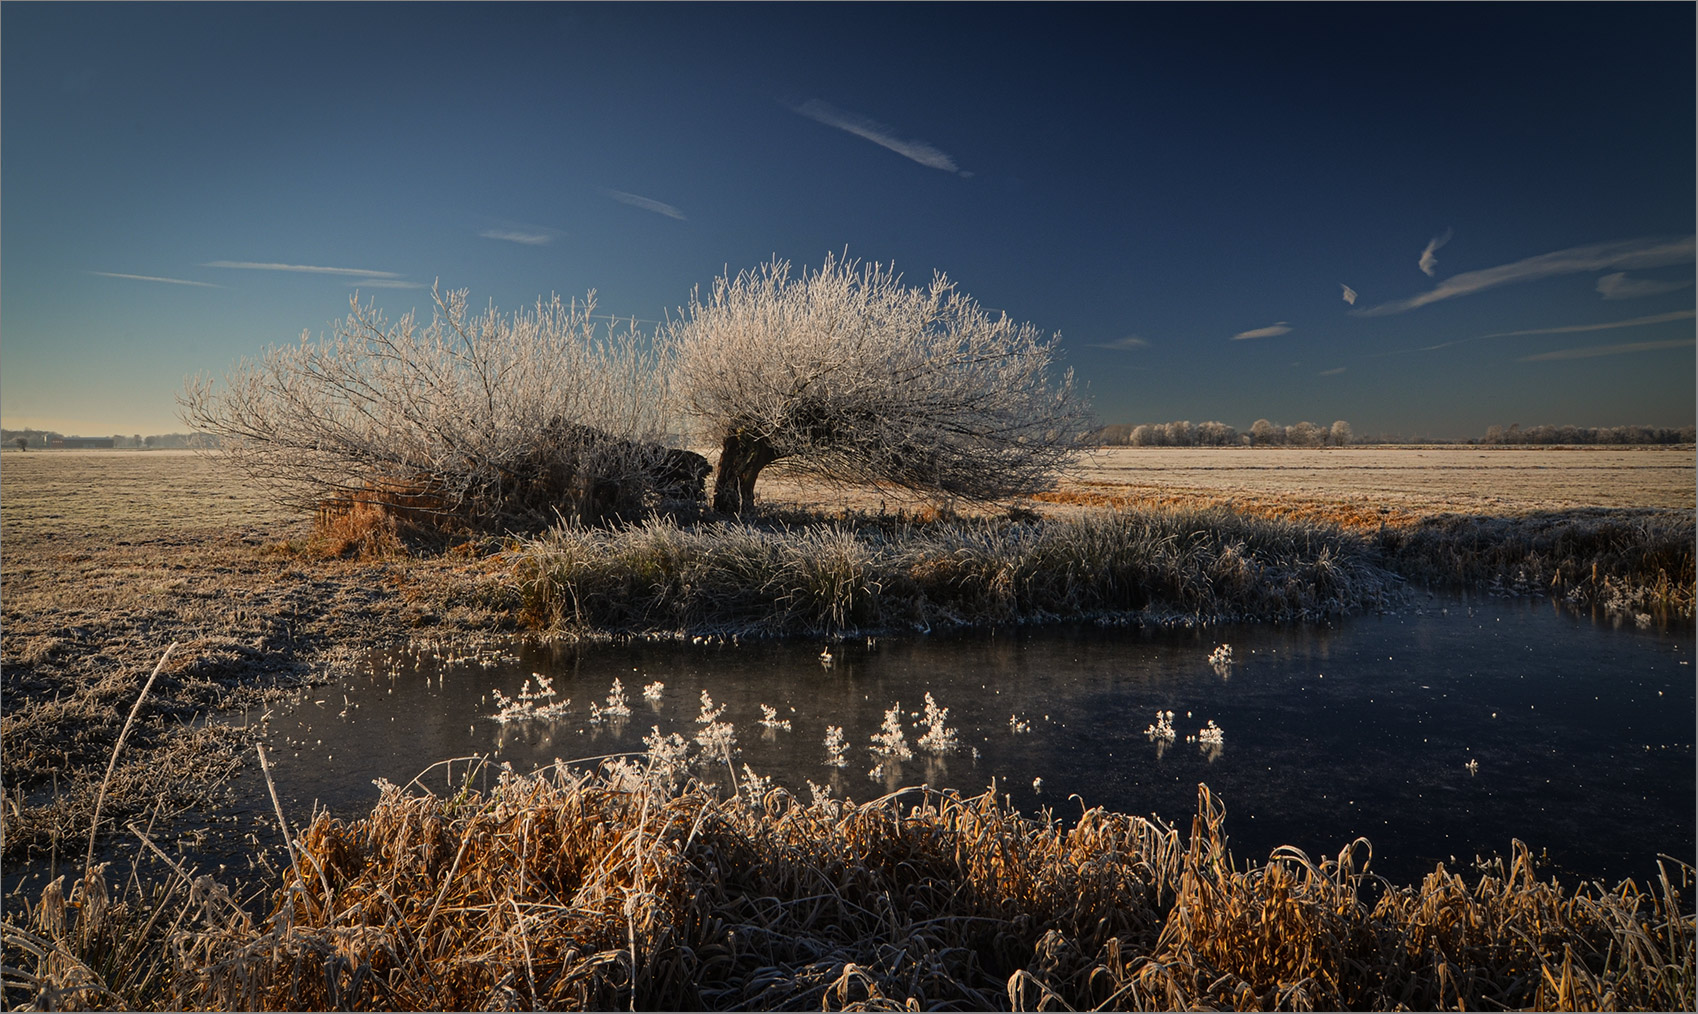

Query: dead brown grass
<box><xmin>8</xmin><ymin>768</ymin><xmax>1689</xmax><ymax>1011</ymax></box>
<box><xmin>307</xmin><ymin>498</ymin><xmax>407</xmax><ymax>559</ymax></box>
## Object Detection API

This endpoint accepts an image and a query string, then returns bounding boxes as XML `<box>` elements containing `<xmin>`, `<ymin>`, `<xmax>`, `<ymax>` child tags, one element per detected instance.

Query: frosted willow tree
<box><xmin>666</xmin><ymin>255</ymin><xmax>1091</xmax><ymax>513</ymax></box>
<box><xmin>179</xmin><ymin>285</ymin><xmax>699</xmax><ymax>531</ymax></box>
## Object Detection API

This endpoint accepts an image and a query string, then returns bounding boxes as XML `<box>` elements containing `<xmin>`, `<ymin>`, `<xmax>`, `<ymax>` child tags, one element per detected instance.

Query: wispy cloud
<box><xmin>1480</xmin><ymin>309</ymin><xmax>1696</xmax><ymax>339</ymax></box>
<box><xmin>1230</xmin><ymin>322</ymin><xmax>1292</xmax><ymax>341</ymax></box>
<box><xmin>348</xmin><ymin>279</ymin><xmax>426</xmax><ymax>289</ymax></box>
<box><xmin>1418</xmin><ymin>228</ymin><xmax>1452</xmax><ymax>277</ymax></box>
<box><xmin>202</xmin><ymin>260</ymin><xmax>405</xmax><ymax>279</ymax></box>
<box><xmin>1089</xmin><ymin>335</ymin><xmax>1150</xmax><ymax>351</ymax></box>
<box><xmin>1318</xmin><ymin>366</ymin><xmax>1347</xmax><ymax>376</ymax></box>
<box><xmin>605</xmin><ymin>189</ymin><xmax>686</xmax><ymax>220</ymax></box>
<box><xmin>1521</xmin><ymin>338</ymin><xmax>1694</xmax><ymax>361</ymax></box>
<box><xmin>1370</xmin><ymin>309</ymin><xmax>1696</xmax><ymax>358</ymax></box>
<box><xmin>787</xmin><ymin>99</ymin><xmax>966</xmax><ymax>175</ymax></box>
<box><xmin>479</xmin><ymin>228</ymin><xmax>554</xmax><ymax>246</ymax></box>
<box><xmin>90</xmin><ymin>271</ymin><xmax>218</xmax><ymax>288</ymax></box>
<box><xmin>1355</xmin><ymin>235</ymin><xmax>1696</xmax><ymax>316</ymax></box>
<box><xmin>1340</xmin><ymin>283</ymin><xmax>1357</xmax><ymax>305</ymax></box>
<box><xmin>1595</xmin><ymin>271</ymin><xmax>1693</xmax><ymax>300</ymax></box>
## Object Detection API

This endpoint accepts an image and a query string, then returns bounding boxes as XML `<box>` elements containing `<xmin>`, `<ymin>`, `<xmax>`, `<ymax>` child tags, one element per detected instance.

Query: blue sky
<box><xmin>4</xmin><ymin>3</ymin><xmax>1693</xmax><ymax>439</ymax></box>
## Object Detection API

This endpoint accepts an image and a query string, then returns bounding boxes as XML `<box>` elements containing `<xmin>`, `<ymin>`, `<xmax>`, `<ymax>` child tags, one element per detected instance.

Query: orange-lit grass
<box><xmin>8</xmin><ymin>769</ymin><xmax>1690</xmax><ymax>1011</ymax></box>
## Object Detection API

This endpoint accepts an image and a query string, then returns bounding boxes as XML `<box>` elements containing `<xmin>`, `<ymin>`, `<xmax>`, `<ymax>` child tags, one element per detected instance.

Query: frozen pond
<box><xmin>233</xmin><ymin>595</ymin><xmax>1691</xmax><ymax>889</ymax></box>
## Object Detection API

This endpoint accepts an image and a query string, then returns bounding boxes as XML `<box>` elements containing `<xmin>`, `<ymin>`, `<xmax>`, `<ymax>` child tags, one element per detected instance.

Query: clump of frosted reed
<box><xmin>1189</xmin><ymin>720</ymin><xmax>1224</xmax><ymax>746</ymax></box>
<box><xmin>603</xmin><ymin>678</ymin><xmax>631</xmax><ymax>717</ymax></box>
<box><xmin>1209</xmin><ymin>643</ymin><xmax>1233</xmax><ymax>675</ymax></box>
<box><xmin>693</xmin><ymin>690</ymin><xmax>736</xmax><ymax>758</ymax></box>
<box><xmin>916</xmin><ymin>692</ymin><xmax>958</xmax><ymax>754</ymax></box>
<box><xmin>758</xmin><ymin>704</ymin><xmax>792</xmax><ymax>731</ymax></box>
<box><xmin>823</xmin><ymin>725</ymin><xmax>848</xmax><ymax>767</ymax></box>
<box><xmin>642</xmin><ymin>680</ymin><xmax>665</xmax><ymax>701</ymax></box>
<box><xmin>1008</xmin><ymin>714</ymin><xmax>1032</xmax><ymax>734</ymax></box>
<box><xmin>642</xmin><ymin>726</ymin><xmax>690</xmax><ymax>792</ymax></box>
<box><xmin>740</xmin><ymin>765</ymin><xmax>773</xmax><ymax>806</ymax></box>
<box><xmin>489</xmin><ymin>673</ymin><xmax>570</xmax><ymax>723</ymax></box>
<box><xmin>870</xmin><ymin>703</ymin><xmax>913</xmax><ymax>761</ymax></box>
<box><xmin>1145</xmin><ymin>709</ymin><xmax>1176</xmax><ymax>741</ymax></box>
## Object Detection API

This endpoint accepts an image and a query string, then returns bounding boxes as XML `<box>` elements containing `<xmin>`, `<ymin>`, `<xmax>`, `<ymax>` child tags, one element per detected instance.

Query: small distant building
<box><xmin>50</xmin><ymin>437</ymin><xmax>116</xmax><ymax>449</ymax></box>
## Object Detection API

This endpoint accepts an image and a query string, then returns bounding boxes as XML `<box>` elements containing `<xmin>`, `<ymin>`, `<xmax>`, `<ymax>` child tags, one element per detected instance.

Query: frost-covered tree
<box><xmin>180</xmin><ymin>285</ymin><xmax>698</xmax><ymax>531</ymax></box>
<box><xmin>1285</xmin><ymin>421</ymin><xmax>1324</xmax><ymax>447</ymax></box>
<box><xmin>1197</xmin><ymin>420</ymin><xmax>1238</xmax><ymax>446</ymax></box>
<box><xmin>666</xmin><ymin>255</ymin><xmax>1091</xmax><ymax>513</ymax></box>
<box><xmin>1328</xmin><ymin>420</ymin><xmax>1353</xmax><ymax>446</ymax></box>
<box><xmin>1249</xmin><ymin>419</ymin><xmax>1280</xmax><ymax>446</ymax></box>
<box><xmin>1163</xmin><ymin>420</ymin><xmax>1196</xmax><ymax>447</ymax></box>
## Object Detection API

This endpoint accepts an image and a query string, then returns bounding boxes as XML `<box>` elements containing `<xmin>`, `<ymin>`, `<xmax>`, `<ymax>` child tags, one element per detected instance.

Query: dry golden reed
<box><xmin>7</xmin><ymin>768</ymin><xmax>1690</xmax><ymax>1011</ymax></box>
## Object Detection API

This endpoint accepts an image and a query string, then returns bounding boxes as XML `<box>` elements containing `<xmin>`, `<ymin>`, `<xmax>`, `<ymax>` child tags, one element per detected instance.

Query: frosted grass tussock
<box><xmin>1008</xmin><ymin>714</ymin><xmax>1032</xmax><ymax>734</ymax></box>
<box><xmin>489</xmin><ymin>673</ymin><xmax>571</xmax><ymax>723</ymax></box>
<box><xmin>870</xmin><ymin>703</ymin><xmax>913</xmax><ymax>761</ymax></box>
<box><xmin>917</xmin><ymin>692</ymin><xmax>959</xmax><ymax>754</ymax></box>
<box><xmin>823</xmin><ymin>725</ymin><xmax>848</xmax><ymax>767</ymax></box>
<box><xmin>603</xmin><ymin>677</ymin><xmax>632</xmax><ymax>717</ymax></box>
<box><xmin>642</xmin><ymin>680</ymin><xmax>665</xmax><ymax>701</ymax></box>
<box><xmin>1188</xmin><ymin>720</ymin><xmax>1225</xmax><ymax>746</ymax></box>
<box><xmin>693</xmin><ymin>690</ymin><xmax>737</xmax><ymax>757</ymax></box>
<box><xmin>758</xmin><ymin>704</ymin><xmax>792</xmax><ymax>731</ymax></box>
<box><xmin>1209</xmin><ymin>643</ymin><xmax>1233</xmax><ymax>675</ymax></box>
<box><xmin>1145</xmin><ymin>709</ymin><xmax>1177</xmax><ymax>741</ymax></box>
<box><xmin>641</xmin><ymin>726</ymin><xmax>690</xmax><ymax>792</ymax></box>
<box><xmin>741</xmin><ymin>764</ymin><xmax>773</xmax><ymax>805</ymax></box>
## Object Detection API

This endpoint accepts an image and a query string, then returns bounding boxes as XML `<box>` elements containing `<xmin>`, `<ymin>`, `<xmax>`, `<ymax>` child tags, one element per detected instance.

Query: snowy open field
<box><xmin>1063</xmin><ymin>445</ymin><xmax>1695</xmax><ymax>514</ymax></box>
<box><xmin>3</xmin><ymin>446</ymin><xmax>1691</xmax><ymax>545</ymax></box>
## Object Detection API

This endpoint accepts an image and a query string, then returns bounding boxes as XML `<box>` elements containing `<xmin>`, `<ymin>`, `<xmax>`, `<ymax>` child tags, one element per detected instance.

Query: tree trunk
<box><xmin>712</xmin><ymin>431</ymin><xmax>780</xmax><ymax>514</ymax></box>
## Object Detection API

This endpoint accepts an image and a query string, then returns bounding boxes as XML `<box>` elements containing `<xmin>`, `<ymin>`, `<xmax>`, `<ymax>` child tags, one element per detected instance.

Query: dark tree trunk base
<box><xmin>713</xmin><ymin>432</ymin><xmax>780</xmax><ymax>514</ymax></box>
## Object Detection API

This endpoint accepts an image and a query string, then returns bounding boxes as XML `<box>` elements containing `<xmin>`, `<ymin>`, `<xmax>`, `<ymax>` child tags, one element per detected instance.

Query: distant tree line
<box><xmin>1091</xmin><ymin>419</ymin><xmax>1353</xmax><ymax>447</ymax></box>
<box><xmin>1</xmin><ymin>429</ymin><xmax>217</xmax><ymax>450</ymax></box>
<box><xmin>1091</xmin><ymin>420</ymin><xmax>1696</xmax><ymax>447</ymax></box>
<box><xmin>1479</xmin><ymin>424</ymin><xmax>1695</xmax><ymax>446</ymax></box>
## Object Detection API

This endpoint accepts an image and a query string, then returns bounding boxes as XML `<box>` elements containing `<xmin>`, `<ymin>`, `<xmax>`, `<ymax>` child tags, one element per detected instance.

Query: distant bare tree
<box><xmin>1197</xmin><ymin>420</ymin><xmax>1238</xmax><ymax>446</ymax></box>
<box><xmin>1249</xmin><ymin>419</ymin><xmax>1280</xmax><ymax>446</ymax></box>
<box><xmin>1329</xmin><ymin>420</ymin><xmax>1352</xmax><ymax>446</ymax></box>
<box><xmin>1285</xmin><ymin>421</ymin><xmax>1323</xmax><ymax>447</ymax></box>
<box><xmin>667</xmin><ymin>255</ymin><xmax>1090</xmax><ymax>513</ymax></box>
<box><xmin>11</xmin><ymin>437</ymin><xmax>26</xmax><ymax>452</ymax></box>
<box><xmin>180</xmin><ymin>285</ymin><xmax>691</xmax><ymax>530</ymax></box>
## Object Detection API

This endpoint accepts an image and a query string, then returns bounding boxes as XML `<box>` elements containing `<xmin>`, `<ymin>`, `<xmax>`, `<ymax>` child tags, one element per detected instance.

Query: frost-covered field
<box><xmin>1066</xmin><ymin>445</ymin><xmax>1695</xmax><ymax>514</ymax></box>
<box><xmin>5</xmin><ymin>446</ymin><xmax>1690</xmax><ymax>539</ymax></box>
